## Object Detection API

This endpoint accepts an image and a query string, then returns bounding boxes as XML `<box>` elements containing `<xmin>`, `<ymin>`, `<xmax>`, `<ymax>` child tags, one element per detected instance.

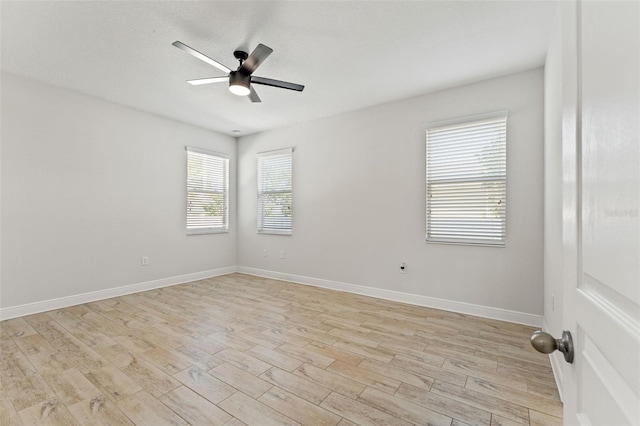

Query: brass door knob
<box><xmin>530</xmin><ymin>330</ymin><xmax>574</xmax><ymax>363</ymax></box>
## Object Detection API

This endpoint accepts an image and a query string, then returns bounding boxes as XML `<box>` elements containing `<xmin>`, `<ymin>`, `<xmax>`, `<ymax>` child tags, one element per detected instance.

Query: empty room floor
<box><xmin>0</xmin><ymin>273</ymin><xmax>562</xmax><ymax>425</ymax></box>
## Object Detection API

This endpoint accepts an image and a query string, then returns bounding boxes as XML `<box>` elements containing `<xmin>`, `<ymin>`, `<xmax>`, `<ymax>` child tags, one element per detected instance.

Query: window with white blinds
<box><xmin>426</xmin><ymin>112</ymin><xmax>507</xmax><ymax>246</ymax></box>
<box><xmin>186</xmin><ymin>147</ymin><xmax>229</xmax><ymax>234</ymax></box>
<box><xmin>257</xmin><ymin>148</ymin><xmax>292</xmax><ymax>235</ymax></box>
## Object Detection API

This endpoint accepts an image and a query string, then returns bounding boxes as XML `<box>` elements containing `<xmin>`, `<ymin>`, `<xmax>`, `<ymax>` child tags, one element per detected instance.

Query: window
<box><xmin>186</xmin><ymin>147</ymin><xmax>229</xmax><ymax>234</ymax></box>
<box><xmin>257</xmin><ymin>148</ymin><xmax>293</xmax><ymax>235</ymax></box>
<box><xmin>426</xmin><ymin>112</ymin><xmax>507</xmax><ymax>246</ymax></box>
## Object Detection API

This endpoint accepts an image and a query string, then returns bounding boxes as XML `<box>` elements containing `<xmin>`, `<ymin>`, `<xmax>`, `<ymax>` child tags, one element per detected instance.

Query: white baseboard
<box><xmin>1</xmin><ymin>265</ymin><xmax>543</xmax><ymax>329</ymax></box>
<box><xmin>237</xmin><ymin>266</ymin><xmax>543</xmax><ymax>327</ymax></box>
<box><xmin>543</xmin><ymin>318</ymin><xmax>565</xmax><ymax>402</ymax></box>
<box><xmin>0</xmin><ymin>266</ymin><xmax>236</xmax><ymax>321</ymax></box>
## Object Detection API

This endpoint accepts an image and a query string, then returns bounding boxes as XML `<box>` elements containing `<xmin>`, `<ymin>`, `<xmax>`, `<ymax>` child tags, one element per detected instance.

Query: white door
<box><xmin>561</xmin><ymin>0</ymin><xmax>640</xmax><ymax>424</ymax></box>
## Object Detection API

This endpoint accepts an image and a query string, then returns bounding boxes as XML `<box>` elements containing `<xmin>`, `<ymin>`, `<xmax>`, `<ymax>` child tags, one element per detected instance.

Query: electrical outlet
<box><xmin>400</xmin><ymin>262</ymin><xmax>407</xmax><ymax>274</ymax></box>
<box><xmin>141</xmin><ymin>256</ymin><xmax>149</xmax><ymax>266</ymax></box>
<box><xmin>263</xmin><ymin>249</ymin><xmax>268</xmax><ymax>257</ymax></box>
<box><xmin>280</xmin><ymin>250</ymin><xmax>285</xmax><ymax>259</ymax></box>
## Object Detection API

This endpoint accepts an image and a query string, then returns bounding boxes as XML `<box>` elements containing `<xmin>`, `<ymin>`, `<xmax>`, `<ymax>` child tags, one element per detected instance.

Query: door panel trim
<box><xmin>576</xmin><ymin>289</ymin><xmax>640</xmax><ymax>395</ymax></box>
<box><xmin>580</xmin><ymin>273</ymin><xmax>640</xmax><ymax>338</ymax></box>
<box><xmin>579</xmin><ymin>331</ymin><xmax>639</xmax><ymax>425</ymax></box>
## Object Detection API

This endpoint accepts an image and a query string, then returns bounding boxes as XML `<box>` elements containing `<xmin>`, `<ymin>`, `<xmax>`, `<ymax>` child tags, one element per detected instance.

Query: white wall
<box><xmin>1</xmin><ymin>72</ymin><xmax>237</xmax><ymax>311</ymax></box>
<box><xmin>237</xmin><ymin>68</ymin><xmax>544</xmax><ymax>317</ymax></box>
<box><xmin>1</xmin><ymin>68</ymin><xmax>545</xmax><ymax>322</ymax></box>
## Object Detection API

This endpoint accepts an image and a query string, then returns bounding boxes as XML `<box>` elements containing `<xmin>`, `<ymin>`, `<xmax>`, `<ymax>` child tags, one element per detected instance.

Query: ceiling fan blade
<box><xmin>248</xmin><ymin>86</ymin><xmax>262</xmax><ymax>103</ymax></box>
<box><xmin>239</xmin><ymin>44</ymin><xmax>273</xmax><ymax>75</ymax></box>
<box><xmin>251</xmin><ymin>76</ymin><xmax>305</xmax><ymax>92</ymax></box>
<box><xmin>172</xmin><ymin>41</ymin><xmax>231</xmax><ymax>74</ymax></box>
<box><xmin>187</xmin><ymin>76</ymin><xmax>229</xmax><ymax>86</ymax></box>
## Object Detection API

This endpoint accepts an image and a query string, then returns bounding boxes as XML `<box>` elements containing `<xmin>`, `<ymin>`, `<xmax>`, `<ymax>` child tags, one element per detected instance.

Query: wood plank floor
<box><xmin>0</xmin><ymin>273</ymin><xmax>562</xmax><ymax>425</ymax></box>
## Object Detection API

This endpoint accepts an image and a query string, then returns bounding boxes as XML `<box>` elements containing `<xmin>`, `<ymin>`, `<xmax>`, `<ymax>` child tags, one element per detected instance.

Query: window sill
<box><xmin>257</xmin><ymin>230</ymin><xmax>292</xmax><ymax>236</ymax></box>
<box><xmin>187</xmin><ymin>228</ymin><xmax>229</xmax><ymax>235</ymax></box>
<box><xmin>426</xmin><ymin>239</ymin><xmax>505</xmax><ymax>248</ymax></box>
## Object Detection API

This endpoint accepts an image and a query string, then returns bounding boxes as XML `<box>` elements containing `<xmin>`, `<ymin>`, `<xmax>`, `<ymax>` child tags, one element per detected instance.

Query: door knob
<box><xmin>530</xmin><ymin>330</ymin><xmax>574</xmax><ymax>363</ymax></box>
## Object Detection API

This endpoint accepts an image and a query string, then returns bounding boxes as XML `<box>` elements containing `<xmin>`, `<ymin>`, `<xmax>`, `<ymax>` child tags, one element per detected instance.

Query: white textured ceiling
<box><xmin>1</xmin><ymin>1</ymin><xmax>557</xmax><ymax>136</ymax></box>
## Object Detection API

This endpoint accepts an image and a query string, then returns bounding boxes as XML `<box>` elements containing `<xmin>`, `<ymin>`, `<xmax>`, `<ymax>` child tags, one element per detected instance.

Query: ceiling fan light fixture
<box><xmin>229</xmin><ymin>71</ymin><xmax>251</xmax><ymax>96</ymax></box>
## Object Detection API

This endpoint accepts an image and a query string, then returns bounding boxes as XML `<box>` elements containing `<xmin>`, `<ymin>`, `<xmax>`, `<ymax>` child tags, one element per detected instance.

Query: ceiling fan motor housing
<box><xmin>229</xmin><ymin>71</ymin><xmax>251</xmax><ymax>95</ymax></box>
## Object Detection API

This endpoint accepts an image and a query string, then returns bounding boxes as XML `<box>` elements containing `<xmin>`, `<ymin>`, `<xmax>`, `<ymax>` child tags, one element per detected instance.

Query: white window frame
<box><xmin>257</xmin><ymin>148</ymin><xmax>293</xmax><ymax>235</ymax></box>
<box><xmin>426</xmin><ymin>111</ymin><xmax>507</xmax><ymax>247</ymax></box>
<box><xmin>186</xmin><ymin>146</ymin><xmax>229</xmax><ymax>235</ymax></box>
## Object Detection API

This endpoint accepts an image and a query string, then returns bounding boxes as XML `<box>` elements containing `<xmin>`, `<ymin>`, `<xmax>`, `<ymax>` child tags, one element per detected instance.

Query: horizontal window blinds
<box><xmin>257</xmin><ymin>148</ymin><xmax>292</xmax><ymax>234</ymax></box>
<box><xmin>186</xmin><ymin>148</ymin><xmax>229</xmax><ymax>233</ymax></box>
<box><xmin>426</xmin><ymin>114</ymin><xmax>507</xmax><ymax>246</ymax></box>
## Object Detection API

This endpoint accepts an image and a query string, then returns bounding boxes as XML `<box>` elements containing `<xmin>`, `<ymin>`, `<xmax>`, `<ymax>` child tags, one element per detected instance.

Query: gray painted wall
<box><xmin>237</xmin><ymin>68</ymin><xmax>544</xmax><ymax>315</ymax></box>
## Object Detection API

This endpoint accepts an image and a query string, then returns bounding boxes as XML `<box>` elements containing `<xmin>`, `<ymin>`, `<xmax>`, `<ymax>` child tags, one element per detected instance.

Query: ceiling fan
<box><xmin>172</xmin><ymin>41</ymin><xmax>305</xmax><ymax>103</ymax></box>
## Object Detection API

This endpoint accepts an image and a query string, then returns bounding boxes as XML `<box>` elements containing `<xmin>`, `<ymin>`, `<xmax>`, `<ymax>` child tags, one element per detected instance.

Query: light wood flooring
<box><xmin>1</xmin><ymin>273</ymin><xmax>562</xmax><ymax>426</ymax></box>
